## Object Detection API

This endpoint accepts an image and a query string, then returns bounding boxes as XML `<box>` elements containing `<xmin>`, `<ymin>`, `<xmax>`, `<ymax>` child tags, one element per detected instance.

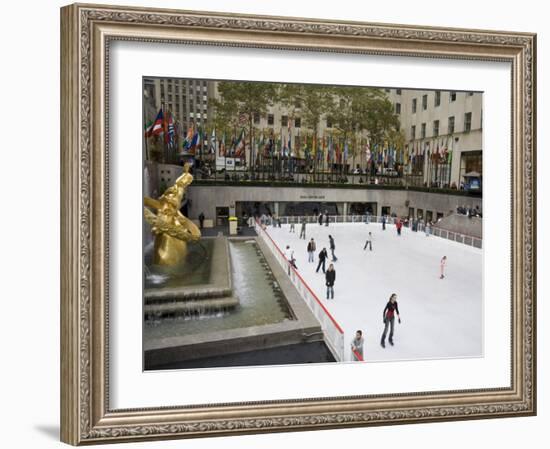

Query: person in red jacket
<box><xmin>396</xmin><ymin>218</ymin><xmax>403</xmax><ymax>236</ymax></box>
<box><xmin>380</xmin><ymin>293</ymin><xmax>401</xmax><ymax>348</ymax></box>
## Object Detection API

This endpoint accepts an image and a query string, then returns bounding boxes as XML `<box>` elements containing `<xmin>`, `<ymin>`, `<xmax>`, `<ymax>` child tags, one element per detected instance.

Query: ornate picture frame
<box><xmin>60</xmin><ymin>3</ymin><xmax>536</xmax><ymax>445</ymax></box>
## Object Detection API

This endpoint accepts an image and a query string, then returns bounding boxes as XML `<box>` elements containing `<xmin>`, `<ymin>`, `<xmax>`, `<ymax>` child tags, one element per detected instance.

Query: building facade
<box><xmin>386</xmin><ymin>88</ymin><xmax>482</xmax><ymax>188</ymax></box>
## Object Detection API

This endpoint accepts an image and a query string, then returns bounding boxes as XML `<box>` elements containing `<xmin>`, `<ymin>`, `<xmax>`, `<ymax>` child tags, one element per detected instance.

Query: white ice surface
<box><xmin>266</xmin><ymin>222</ymin><xmax>483</xmax><ymax>362</ymax></box>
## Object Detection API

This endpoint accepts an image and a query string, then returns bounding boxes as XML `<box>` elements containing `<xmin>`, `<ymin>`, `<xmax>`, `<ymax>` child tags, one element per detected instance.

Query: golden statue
<box><xmin>144</xmin><ymin>163</ymin><xmax>201</xmax><ymax>265</ymax></box>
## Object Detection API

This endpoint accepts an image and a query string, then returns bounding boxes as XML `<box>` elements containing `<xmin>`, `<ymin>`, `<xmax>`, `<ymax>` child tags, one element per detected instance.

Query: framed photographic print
<box><xmin>60</xmin><ymin>3</ymin><xmax>537</xmax><ymax>445</ymax></box>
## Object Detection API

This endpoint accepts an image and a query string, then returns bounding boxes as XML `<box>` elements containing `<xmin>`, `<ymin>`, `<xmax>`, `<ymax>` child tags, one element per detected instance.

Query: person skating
<box><xmin>328</xmin><ymin>235</ymin><xmax>338</xmax><ymax>262</ymax></box>
<box><xmin>316</xmin><ymin>248</ymin><xmax>328</xmax><ymax>273</ymax></box>
<box><xmin>307</xmin><ymin>238</ymin><xmax>316</xmax><ymax>263</ymax></box>
<box><xmin>351</xmin><ymin>330</ymin><xmax>364</xmax><ymax>361</ymax></box>
<box><xmin>198</xmin><ymin>212</ymin><xmax>205</xmax><ymax>230</ymax></box>
<box><xmin>363</xmin><ymin>232</ymin><xmax>373</xmax><ymax>251</ymax></box>
<box><xmin>380</xmin><ymin>293</ymin><xmax>401</xmax><ymax>348</ymax></box>
<box><xmin>289</xmin><ymin>221</ymin><xmax>295</xmax><ymax>233</ymax></box>
<box><xmin>382</xmin><ymin>215</ymin><xmax>386</xmax><ymax>230</ymax></box>
<box><xmin>440</xmin><ymin>256</ymin><xmax>447</xmax><ymax>279</ymax></box>
<box><xmin>318</xmin><ymin>212</ymin><xmax>324</xmax><ymax>226</ymax></box>
<box><xmin>284</xmin><ymin>245</ymin><xmax>297</xmax><ymax>274</ymax></box>
<box><xmin>396</xmin><ymin>218</ymin><xmax>403</xmax><ymax>236</ymax></box>
<box><xmin>324</xmin><ymin>210</ymin><xmax>330</xmax><ymax>227</ymax></box>
<box><xmin>325</xmin><ymin>263</ymin><xmax>336</xmax><ymax>299</ymax></box>
<box><xmin>299</xmin><ymin>218</ymin><xmax>307</xmax><ymax>239</ymax></box>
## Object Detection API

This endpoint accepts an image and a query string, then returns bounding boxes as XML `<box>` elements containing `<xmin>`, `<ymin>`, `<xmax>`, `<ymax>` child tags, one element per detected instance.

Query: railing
<box><xmin>351</xmin><ymin>347</ymin><xmax>364</xmax><ymax>362</ymax></box>
<box><xmin>431</xmin><ymin>226</ymin><xmax>483</xmax><ymax>249</ymax></box>
<box><xmin>255</xmin><ymin>220</ymin><xmax>345</xmax><ymax>361</ymax></box>
<box><xmin>264</xmin><ymin>215</ymin><xmax>482</xmax><ymax>249</ymax></box>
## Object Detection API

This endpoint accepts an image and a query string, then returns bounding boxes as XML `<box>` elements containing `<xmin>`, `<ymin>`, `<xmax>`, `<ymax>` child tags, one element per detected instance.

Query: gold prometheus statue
<box><xmin>144</xmin><ymin>163</ymin><xmax>201</xmax><ymax>266</ymax></box>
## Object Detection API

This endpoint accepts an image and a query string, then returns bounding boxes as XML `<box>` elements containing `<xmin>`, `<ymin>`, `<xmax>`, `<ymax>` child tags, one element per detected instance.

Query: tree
<box><xmin>212</xmin><ymin>81</ymin><xmax>280</xmax><ymax>171</ymax></box>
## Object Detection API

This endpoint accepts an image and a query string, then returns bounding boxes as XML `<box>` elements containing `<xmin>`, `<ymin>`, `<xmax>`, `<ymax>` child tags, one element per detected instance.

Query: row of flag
<box><xmin>145</xmin><ymin>107</ymin><xmax>454</xmax><ymax>167</ymax></box>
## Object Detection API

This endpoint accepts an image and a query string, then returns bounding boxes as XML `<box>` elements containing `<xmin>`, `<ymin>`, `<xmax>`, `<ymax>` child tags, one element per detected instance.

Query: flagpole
<box><xmin>143</xmin><ymin>105</ymin><xmax>149</xmax><ymax>161</ymax></box>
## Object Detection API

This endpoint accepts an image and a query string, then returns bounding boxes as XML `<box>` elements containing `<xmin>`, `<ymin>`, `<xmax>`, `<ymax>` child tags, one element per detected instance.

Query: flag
<box><xmin>166</xmin><ymin>112</ymin><xmax>175</xmax><ymax>147</ymax></box>
<box><xmin>220</xmin><ymin>133</ymin><xmax>226</xmax><ymax>157</ymax></box>
<box><xmin>144</xmin><ymin>119</ymin><xmax>153</xmax><ymax>138</ymax></box>
<box><xmin>150</xmin><ymin>109</ymin><xmax>164</xmax><ymax>136</ymax></box>
<box><xmin>210</xmin><ymin>128</ymin><xmax>217</xmax><ymax>155</ymax></box>
<box><xmin>234</xmin><ymin>128</ymin><xmax>246</xmax><ymax>158</ymax></box>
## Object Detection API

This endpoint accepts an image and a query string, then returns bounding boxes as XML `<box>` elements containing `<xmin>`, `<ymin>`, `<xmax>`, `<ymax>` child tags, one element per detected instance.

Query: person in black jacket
<box><xmin>328</xmin><ymin>235</ymin><xmax>338</xmax><ymax>262</ymax></box>
<box><xmin>316</xmin><ymin>248</ymin><xmax>328</xmax><ymax>273</ymax></box>
<box><xmin>325</xmin><ymin>264</ymin><xmax>336</xmax><ymax>299</ymax></box>
<box><xmin>380</xmin><ymin>293</ymin><xmax>401</xmax><ymax>348</ymax></box>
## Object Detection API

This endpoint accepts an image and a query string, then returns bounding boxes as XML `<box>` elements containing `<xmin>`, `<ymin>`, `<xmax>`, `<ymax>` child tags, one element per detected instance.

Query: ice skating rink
<box><xmin>266</xmin><ymin>222</ymin><xmax>483</xmax><ymax>363</ymax></box>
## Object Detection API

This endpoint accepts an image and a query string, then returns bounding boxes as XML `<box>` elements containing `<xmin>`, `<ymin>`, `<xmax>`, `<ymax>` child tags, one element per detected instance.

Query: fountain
<box><xmin>143</xmin><ymin>165</ymin><xmax>332</xmax><ymax>370</ymax></box>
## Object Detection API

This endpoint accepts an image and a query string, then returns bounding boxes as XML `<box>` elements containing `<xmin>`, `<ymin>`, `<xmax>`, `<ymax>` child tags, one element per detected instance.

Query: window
<box><xmin>450</xmin><ymin>91</ymin><xmax>457</xmax><ymax>102</ymax></box>
<box><xmin>422</xmin><ymin>94</ymin><xmax>428</xmax><ymax>110</ymax></box>
<box><xmin>281</xmin><ymin>115</ymin><xmax>288</xmax><ymax>127</ymax></box>
<box><xmin>395</xmin><ymin>103</ymin><xmax>401</xmax><ymax>114</ymax></box>
<box><xmin>435</xmin><ymin>91</ymin><xmax>441</xmax><ymax>107</ymax></box>
<box><xmin>421</xmin><ymin>123</ymin><xmax>426</xmax><ymax>139</ymax></box>
<box><xmin>168</xmin><ymin>84</ymin><xmax>172</xmax><ymax>93</ymax></box>
<box><xmin>448</xmin><ymin>116</ymin><xmax>455</xmax><ymax>134</ymax></box>
<box><xmin>253</xmin><ymin>112</ymin><xmax>260</xmax><ymax>124</ymax></box>
<box><xmin>396</xmin><ymin>89</ymin><xmax>402</xmax><ymax>95</ymax></box>
<box><xmin>411</xmin><ymin>125</ymin><xmax>416</xmax><ymax>139</ymax></box>
<box><xmin>433</xmin><ymin>120</ymin><xmax>439</xmax><ymax>137</ymax></box>
<box><xmin>384</xmin><ymin>88</ymin><xmax>390</xmax><ymax>93</ymax></box>
<box><xmin>412</xmin><ymin>98</ymin><xmax>417</xmax><ymax>113</ymax></box>
<box><xmin>267</xmin><ymin>114</ymin><xmax>274</xmax><ymax>125</ymax></box>
<box><xmin>464</xmin><ymin>112</ymin><xmax>472</xmax><ymax>132</ymax></box>
<box><xmin>294</xmin><ymin>117</ymin><xmax>301</xmax><ymax>128</ymax></box>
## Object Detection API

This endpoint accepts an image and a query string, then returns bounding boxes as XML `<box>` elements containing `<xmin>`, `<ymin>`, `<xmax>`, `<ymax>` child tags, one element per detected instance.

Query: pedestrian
<box><xmin>307</xmin><ymin>238</ymin><xmax>316</xmax><ymax>262</ymax></box>
<box><xmin>396</xmin><ymin>218</ymin><xmax>402</xmax><ymax>236</ymax></box>
<box><xmin>351</xmin><ymin>330</ymin><xmax>364</xmax><ymax>361</ymax></box>
<box><xmin>318</xmin><ymin>212</ymin><xmax>323</xmax><ymax>226</ymax></box>
<box><xmin>325</xmin><ymin>210</ymin><xmax>330</xmax><ymax>226</ymax></box>
<box><xmin>198</xmin><ymin>212</ymin><xmax>205</xmax><ymax>230</ymax></box>
<box><xmin>284</xmin><ymin>245</ymin><xmax>297</xmax><ymax>275</ymax></box>
<box><xmin>328</xmin><ymin>235</ymin><xmax>338</xmax><ymax>262</ymax></box>
<box><xmin>289</xmin><ymin>220</ymin><xmax>295</xmax><ymax>233</ymax></box>
<box><xmin>316</xmin><ymin>248</ymin><xmax>328</xmax><ymax>273</ymax></box>
<box><xmin>363</xmin><ymin>232</ymin><xmax>373</xmax><ymax>251</ymax></box>
<box><xmin>380</xmin><ymin>293</ymin><xmax>401</xmax><ymax>348</ymax></box>
<box><xmin>325</xmin><ymin>263</ymin><xmax>336</xmax><ymax>299</ymax></box>
<box><xmin>299</xmin><ymin>217</ymin><xmax>307</xmax><ymax>239</ymax></box>
<box><xmin>440</xmin><ymin>255</ymin><xmax>447</xmax><ymax>279</ymax></box>
<box><xmin>382</xmin><ymin>215</ymin><xmax>386</xmax><ymax>230</ymax></box>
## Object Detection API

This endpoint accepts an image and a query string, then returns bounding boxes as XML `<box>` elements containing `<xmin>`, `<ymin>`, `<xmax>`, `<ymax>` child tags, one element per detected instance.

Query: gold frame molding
<box><xmin>60</xmin><ymin>3</ymin><xmax>537</xmax><ymax>445</ymax></box>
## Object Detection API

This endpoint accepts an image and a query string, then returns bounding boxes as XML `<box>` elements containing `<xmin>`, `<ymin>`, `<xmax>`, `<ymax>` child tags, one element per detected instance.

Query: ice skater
<box><xmin>324</xmin><ymin>210</ymin><xmax>330</xmax><ymax>227</ymax></box>
<box><xmin>425</xmin><ymin>222</ymin><xmax>431</xmax><ymax>236</ymax></box>
<box><xmin>363</xmin><ymin>232</ymin><xmax>373</xmax><ymax>251</ymax></box>
<box><xmin>289</xmin><ymin>221</ymin><xmax>295</xmax><ymax>233</ymax></box>
<box><xmin>299</xmin><ymin>218</ymin><xmax>307</xmax><ymax>239</ymax></box>
<box><xmin>318</xmin><ymin>212</ymin><xmax>324</xmax><ymax>226</ymax></box>
<box><xmin>440</xmin><ymin>255</ymin><xmax>447</xmax><ymax>279</ymax></box>
<box><xmin>316</xmin><ymin>247</ymin><xmax>328</xmax><ymax>273</ymax></box>
<box><xmin>351</xmin><ymin>330</ymin><xmax>364</xmax><ymax>361</ymax></box>
<box><xmin>380</xmin><ymin>293</ymin><xmax>401</xmax><ymax>348</ymax></box>
<box><xmin>382</xmin><ymin>215</ymin><xmax>386</xmax><ymax>230</ymax></box>
<box><xmin>307</xmin><ymin>238</ymin><xmax>316</xmax><ymax>263</ymax></box>
<box><xmin>325</xmin><ymin>263</ymin><xmax>336</xmax><ymax>299</ymax></box>
<box><xmin>396</xmin><ymin>218</ymin><xmax>403</xmax><ymax>236</ymax></box>
<box><xmin>284</xmin><ymin>245</ymin><xmax>297</xmax><ymax>274</ymax></box>
<box><xmin>328</xmin><ymin>235</ymin><xmax>338</xmax><ymax>262</ymax></box>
